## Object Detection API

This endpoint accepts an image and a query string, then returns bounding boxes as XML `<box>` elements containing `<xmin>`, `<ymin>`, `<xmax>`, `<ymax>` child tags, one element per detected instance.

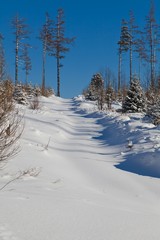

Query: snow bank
<box><xmin>75</xmin><ymin>96</ymin><xmax>160</xmax><ymax>178</ymax></box>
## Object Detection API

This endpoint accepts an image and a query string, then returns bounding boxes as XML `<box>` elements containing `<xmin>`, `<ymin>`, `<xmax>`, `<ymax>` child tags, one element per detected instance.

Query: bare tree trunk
<box><xmin>12</xmin><ymin>15</ymin><xmax>30</xmax><ymax>86</ymax></box>
<box><xmin>42</xmin><ymin>45</ymin><xmax>46</xmax><ymax>96</ymax></box>
<box><xmin>57</xmin><ymin>55</ymin><xmax>60</xmax><ymax>97</ymax></box>
<box><xmin>50</xmin><ymin>8</ymin><xmax>75</xmax><ymax>97</ymax></box>
<box><xmin>25</xmin><ymin>72</ymin><xmax>28</xmax><ymax>85</ymax></box>
<box><xmin>138</xmin><ymin>57</ymin><xmax>141</xmax><ymax>82</ymax></box>
<box><xmin>130</xmin><ymin>44</ymin><xmax>132</xmax><ymax>83</ymax></box>
<box><xmin>15</xmin><ymin>37</ymin><xmax>19</xmax><ymax>85</ymax></box>
<box><xmin>150</xmin><ymin>22</ymin><xmax>154</xmax><ymax>89</ymax></box>
<box><xmin>118</xmin><ymin>49</ymin><xmax>122</xmax><ymax>92</ymax></box>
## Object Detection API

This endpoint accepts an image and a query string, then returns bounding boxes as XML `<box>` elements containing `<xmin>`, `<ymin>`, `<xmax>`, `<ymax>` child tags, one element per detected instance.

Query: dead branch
<box><xmin>0</xmin><ymin>167</ymin><xmax>41</xmax><ymax>191</ymax></box>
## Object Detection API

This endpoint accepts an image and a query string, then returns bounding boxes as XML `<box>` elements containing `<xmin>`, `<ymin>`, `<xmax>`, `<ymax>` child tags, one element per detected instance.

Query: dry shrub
<box><xmin>0</xmin><ymin>80</ymin><xmax>23</xmax><ymax>163</ymax></box>
<box><xmin>44</xmin><ymin>87</ymin><xmax>54</xmax><ymax>97</ymax></box>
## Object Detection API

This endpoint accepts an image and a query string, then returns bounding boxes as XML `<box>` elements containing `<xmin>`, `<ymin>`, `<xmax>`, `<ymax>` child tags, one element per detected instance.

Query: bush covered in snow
<box><xmin>13</xmin><ymin>83</ymin><xmax>55</xmax><ymax>105</ymax></box>
<box><xmin>84</xmin><ymin>73</ymin><xmax>104</xmax><ymax>101</ymax></box>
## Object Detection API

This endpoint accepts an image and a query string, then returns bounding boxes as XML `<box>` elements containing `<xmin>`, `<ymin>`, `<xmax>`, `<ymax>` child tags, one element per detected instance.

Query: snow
<box><xmin>0</xmin><ymin>95</ymin><xmax>160</xmax><ymax>240</ymax></box>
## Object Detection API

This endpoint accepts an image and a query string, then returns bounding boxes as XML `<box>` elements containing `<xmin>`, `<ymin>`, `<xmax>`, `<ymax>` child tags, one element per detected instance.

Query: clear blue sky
<box><xmin>0</xmin><ymin>0</ymin><xmax>160</xmax><ymax>98</ymax></box>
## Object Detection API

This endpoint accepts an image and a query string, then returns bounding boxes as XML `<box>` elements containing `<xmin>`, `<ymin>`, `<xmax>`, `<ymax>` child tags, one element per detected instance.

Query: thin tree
<box><xmin>51</xmin><ymin>8</ymin><xmax>75</xmax><ymax>97</ymax></box>
<box><xmin>21</xmin><ymin>44</ymin><xmax>32</xmax><ymax>85</ymax></box>
<box><xmin>144</xmin><ymin>0</ymin><xmax>159</xmax><ymax>89</ymax></box>
<box><xmin>117</xmin><ymin>44</ymin><xmax>122</xmax><ymax>93</ymax></box>
<box><xmin>118</xmin><ymin>19</ymin><xmax>131</xmax><ymax>94</ymax></box>
<box><xmin>12</xmin><ymin>15</ymin><xmax>29</xmax><ymax>85</ymax></box>
<box><xmin>128</xmin><ymin>11</ymin><xmax>138</xmax><ymax>83</ymax></box>
<box><xmin>39</xmin><ymin>13</ymin><xmax>53</xmax><ymax>95</ymax></box>
<box><xmin>134</xmin><ymin>31</ymin><xmax>147</xmax><ymax>81</ymax></box>
<box><xmin>100</xmin><ymin>66</ymin><xmax>116</xmax><ymax>89</ymax></box>
<box><xmin>0</xmin><ymin>34</ymin><xmax>5</xmax><ymax>81</ymax></box>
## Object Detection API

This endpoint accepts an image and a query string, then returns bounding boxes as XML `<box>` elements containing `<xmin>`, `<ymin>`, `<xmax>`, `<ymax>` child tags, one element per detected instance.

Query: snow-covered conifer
<box><xmin>122</xmin><ymin>75</ymin><xmax>146</xmax><ymax>113</ymax></box>
<box><xmin>13</xmin><ymin>84</ymin><xmax>28</xmax><ymax>105</ymax></box>
<box><xmin>105</xmin><ymin>84</ymin><xmax>115</xmax><ymax>109</ymax></box>
<box><xmin>147</xmin><ymin>97</ymin><xmax>160</xmax><ymax>125</ymax></box>
<box><xmin>86</xmin><ymin>73</ymin><xmax>104</xmax><ymax>101</ymax></box>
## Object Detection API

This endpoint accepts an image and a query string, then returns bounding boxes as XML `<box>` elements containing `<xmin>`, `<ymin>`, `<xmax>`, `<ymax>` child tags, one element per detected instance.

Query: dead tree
<box><xmin>144</xmin><ymin>0</ymin><xmax>159</xmax><ymax>90</ymax></box>
<box><xmin>12</xmin><ymin>15</ymin><xmax>29</xmax><ymax>85</ymax></box>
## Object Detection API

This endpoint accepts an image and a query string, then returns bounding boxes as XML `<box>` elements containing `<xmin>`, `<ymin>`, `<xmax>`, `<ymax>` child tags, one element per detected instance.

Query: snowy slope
<box><xmin>0</xmin><ymin>95</ymin><xmax>160</xmax><ymax>240</ymax></box>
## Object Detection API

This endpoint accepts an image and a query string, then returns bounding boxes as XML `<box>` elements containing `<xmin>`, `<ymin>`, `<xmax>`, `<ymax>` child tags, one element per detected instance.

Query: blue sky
<box><xmin>0</xmin><ymin>0</ymin><xmax>160</xmax><ymax>98</ymax></box>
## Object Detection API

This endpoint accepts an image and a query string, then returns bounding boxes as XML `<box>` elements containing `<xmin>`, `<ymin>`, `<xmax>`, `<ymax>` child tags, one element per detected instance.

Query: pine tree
<box><xmin>39</xmin><ymin>13</ymin><xmax>53</xmax><ymax>95</ymax></box>
<box><xmin>128</xmin><ymin>11</ymin><xmax>138</xmax><ymax>83</ymax></box>
<box><xmin>50</xmin><ymin>8</ymin><xmax>75</xmax><ymax>97</ymax></box>
<box><xmin>87</xmin><ymin>73</ymin><xmax>104</xmax><ymax>101</ymax></box>
<box><xmin>118</xmin><ymin>19</ymin><xmax>131</xmax><ymax>92</ymax></box>
<box><xmin>12</xmin><ymin>15</ymin><xmax>30</xmax><ymax>85</ymax></box>
<box><xmin>13</xmin><ymin>84</ymin><xmax>28</xmax><ymax>105</ymax></box>
<box><xmin>85</xmin><ymin>73</ymin><xmax>105</xmax><ymax>110</ymax></box>
<box><xmin>122</xmin><ymin>75</ymin><xmax>146</xmax><ymax>113</ymax></box>
<box><xmin>105</xmin><ymin>84</ymin><xmax>114</xmax><ymax>109</ymax></box>
<box><xmin>148</xmin><ymin>99</ymin><xmax>160</xmax><ymax>125</ymax></box>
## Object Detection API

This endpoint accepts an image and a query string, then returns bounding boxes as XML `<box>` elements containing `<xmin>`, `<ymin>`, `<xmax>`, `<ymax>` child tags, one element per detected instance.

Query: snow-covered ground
<box><xmin>0</xmin><ymin>95</ymin><xmax>160</xmax><ymax>240</ymax></box>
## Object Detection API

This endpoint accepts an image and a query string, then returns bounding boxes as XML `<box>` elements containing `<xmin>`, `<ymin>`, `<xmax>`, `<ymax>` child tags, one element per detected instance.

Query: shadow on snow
<box><xmin>115</xmin><ymin>151</ymin><xmax>160</xmax><ymax>178</ymax></box>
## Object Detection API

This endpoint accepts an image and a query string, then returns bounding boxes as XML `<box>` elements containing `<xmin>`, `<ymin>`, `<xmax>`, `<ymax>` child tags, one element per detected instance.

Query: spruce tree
<box><xmin>87</xmin><ymin>73</ymin><xmax>104</xmax><ymax>101</ymax></box>
<box><xmin>118</xmin><ymin>19</ymin><xmax>131</xmax><ymax>92</ymax></box>
<box><xmin>105</xmin><ymin>84</ymin><xmax>114</xmax><ymax>109</ymax></box>
<box><xmin>122</xmin><ymin>75</ymin><xmax>146</xmax><ymax>113</ymax></box>
<box><xmin>148</xmin><ymin>99</ymin><xmax>160</xmax><ymax>125</ymax></box>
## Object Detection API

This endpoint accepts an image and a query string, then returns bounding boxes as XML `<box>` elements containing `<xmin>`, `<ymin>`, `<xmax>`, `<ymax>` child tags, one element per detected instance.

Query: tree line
<box><xmin>86</xmin><ymin>0</ymin><xmax>160</xmax><ymax>99</ymax></box>
<box><xmin>0</xmin><ymin>8</ymin><xmax>75</xmax><ymax>97</ymax></box>
<box><xmin>0</xmin><ymin>8</ymin><xmax>75</xmax><ymax>164</ymax></box>
<box><xmin>83</xmin><ymin>1</ymin><xmax>160</xmax><ymax>124</ymax></box>
<box><xmin>118</xmin><ymin>0</ymin><xmax>160</xmax><ymax>97</ymax></box>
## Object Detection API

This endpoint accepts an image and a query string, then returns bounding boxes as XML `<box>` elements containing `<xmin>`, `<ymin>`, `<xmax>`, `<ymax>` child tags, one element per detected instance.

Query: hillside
<box><xmin>0</xmin><ymin>95</ymin><xmax>160</xmax><ymax>240</ymax></box>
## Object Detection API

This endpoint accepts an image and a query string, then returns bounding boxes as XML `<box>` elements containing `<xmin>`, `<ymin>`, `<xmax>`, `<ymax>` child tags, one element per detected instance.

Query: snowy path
<box><xmin>0</xmin><ymin>96</ymin><xmax>160</xmax><ymax>240</ymax></box>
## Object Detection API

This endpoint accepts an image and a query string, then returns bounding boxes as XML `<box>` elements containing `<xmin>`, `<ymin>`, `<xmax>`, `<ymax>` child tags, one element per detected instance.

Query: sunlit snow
<box><xmin>0</xmin><ymin>95</ymin><xmax>160</xmax><ymax>240</ymax></box>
